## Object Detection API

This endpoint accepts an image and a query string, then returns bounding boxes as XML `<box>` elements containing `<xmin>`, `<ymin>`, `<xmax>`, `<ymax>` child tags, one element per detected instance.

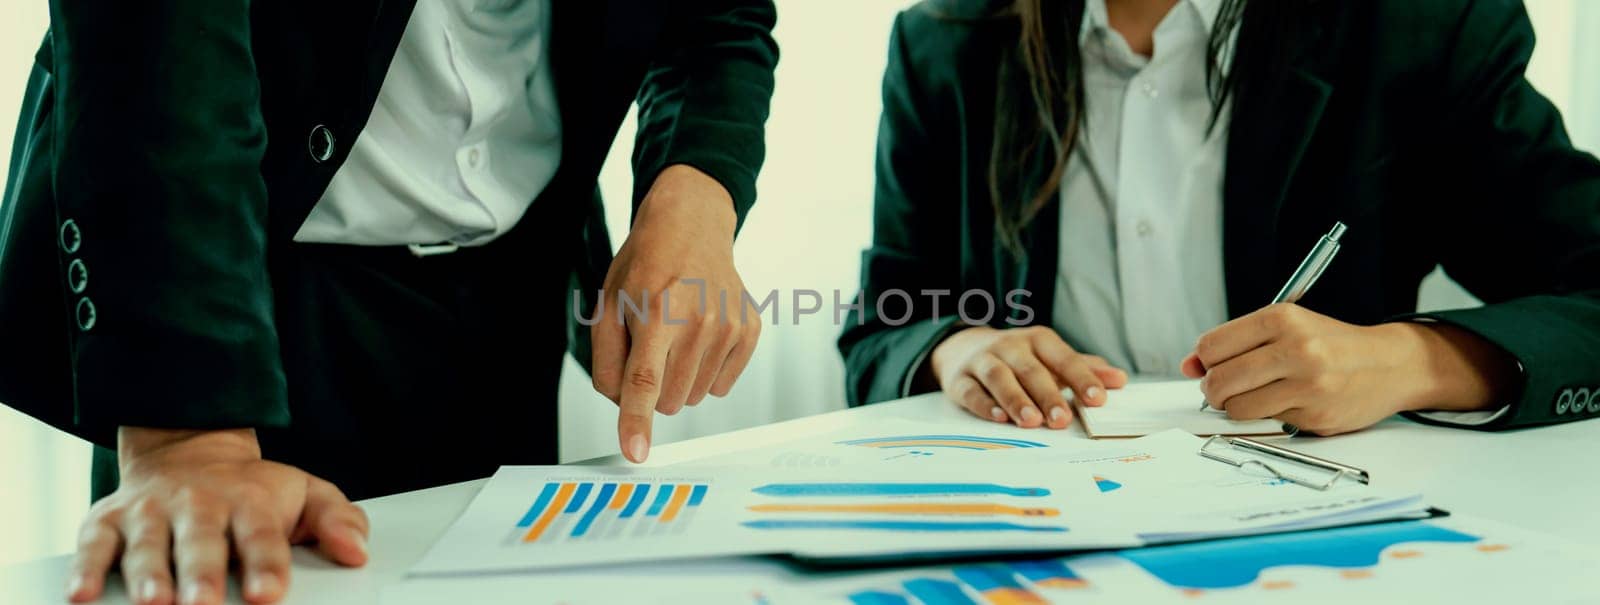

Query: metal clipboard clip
<box><xmin>1198</xmin><ymin>435</ymin><xmax>1371</xmax><ymax>491</ymax></box>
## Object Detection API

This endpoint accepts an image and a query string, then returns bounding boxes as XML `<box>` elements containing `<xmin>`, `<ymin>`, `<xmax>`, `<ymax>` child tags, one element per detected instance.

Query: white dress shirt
<box><xmin>1052</xmin><ymin>0</ymin><xmax>1229</xmax><ymax>377</ymax></box>
<box><xmin>1051</xmin><ymin>0</ymin><xmax>1505</xmax><ymax>425</ymax></box>
<box><xmin>296</xmin><ymin>0</ymin><xmax>562</xmax><ymax>247</ymax></box>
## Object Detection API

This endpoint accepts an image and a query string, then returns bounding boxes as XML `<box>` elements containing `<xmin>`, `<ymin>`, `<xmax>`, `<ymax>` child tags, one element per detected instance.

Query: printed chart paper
<box><xmin>382</xmin><ymin>516</ymin><xmax>1600</xmax><ymax>605</ymax></box>
<box><xmin>409</xmin><ymin>430</ymin><xmax>1425</xmax><ymax>576</ymax></box>
<box><xmin>409</xmin><ymin>465</ymin><xmax>1124</xmax><ymax>575</ymax></box>
<box><xmin>778</xmin><ymin>516</ymin><xmax>1600</xmax><ymax>604</ymax></box>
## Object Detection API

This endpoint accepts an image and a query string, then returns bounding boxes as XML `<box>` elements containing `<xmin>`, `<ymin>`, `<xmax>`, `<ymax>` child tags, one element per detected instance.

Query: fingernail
<box><xmin>989</xmin><ymin>406</ymin><xmax>1006</xmax><ymax>421</ymax></box>
<box><xmin>1086</xmin><ymin>386</ymin><xmax>1104</xmax><ymax>402</ymax></box>
<box><xmin>351</xmin><ymin>530</ymin><xmax>369</xmax><ymax>558</ymax></box>
<box><xmin>140</xmin><ymin>578</ymin><xmax>162</xmax><ymax>603</ymax></box>
<box><xmin>627</xmin><ymin>434</ymin><xmax>649</xmax><ymax>462</ymax></box>
<box><xmin>180</xmin><ymin>581</ymin><xmax>206</xmax><ymax>605</ymax></box>
<box><xmin>141</xmin><ymin>576</ymin><xmax>163</xmax><ymax>601</ymax></box>
<box><xmin>247</xmin><ymin>574</ymin><xmax>281</xmax><ymax>599</ymax></box>
<box><xmin>1049</xmin><ymin>407</ymin><xmax>1066</xmax><ymax>423</ymax></box>
<box><xmin>1020</xmin><ymin>407</ymin><xmax>1042</xmax><ymax>424</ymax></box>
<box><xmin>64</xmin><ymin>575</ymin><xmax>84</xmax><ymax>597</ymax></box>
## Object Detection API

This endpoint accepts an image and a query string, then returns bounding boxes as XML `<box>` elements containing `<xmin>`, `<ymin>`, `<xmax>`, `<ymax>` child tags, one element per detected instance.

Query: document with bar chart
<box><xmin>409</xmin><ymin>433</ymin><xmax>1429</xmax><ymax>575</ymax></box>
<box><xmin>408</xmin><ymin>465</ymin><xmax>1127</xmax><ymax>575</ymax></box>
<box><xmin>410</xmin><ymin>468</ymin><xmax>755</xmax><ymax>575</ymax></box>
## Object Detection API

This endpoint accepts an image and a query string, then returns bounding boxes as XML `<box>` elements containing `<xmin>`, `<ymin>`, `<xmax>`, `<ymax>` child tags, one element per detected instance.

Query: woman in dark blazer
<box><xmin>839</xmin><ymin>0</ymin><xmax>1600</xmax><ymax>435</ymax></box>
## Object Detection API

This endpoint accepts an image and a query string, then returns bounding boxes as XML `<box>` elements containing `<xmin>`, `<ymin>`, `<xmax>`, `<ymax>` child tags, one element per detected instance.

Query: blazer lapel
<box><xmin>1221</xmin><ymin>32</ymin><xmax>1333</xmax><ymax>318</ymax></box>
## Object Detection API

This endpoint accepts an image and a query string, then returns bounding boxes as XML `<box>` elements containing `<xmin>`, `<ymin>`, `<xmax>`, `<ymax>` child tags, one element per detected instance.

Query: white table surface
<box><xmin>5</xmin><ymin>392</ymin><xmax>1598</xmax><ymax>604</ymax></box>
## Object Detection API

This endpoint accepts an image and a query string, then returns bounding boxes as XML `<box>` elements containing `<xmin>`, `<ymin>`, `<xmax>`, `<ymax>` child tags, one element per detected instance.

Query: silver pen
<box><xmin>1200</xmin><ymin>222</ymin><xmax>1348</xmax><ymax>411</ymax></box>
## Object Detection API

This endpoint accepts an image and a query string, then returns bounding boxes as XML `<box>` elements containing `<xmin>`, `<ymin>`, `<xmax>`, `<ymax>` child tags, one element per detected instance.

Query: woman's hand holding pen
<box><xmin>931</xmin><ymin>326</ymin><xmax>1129</xmax><ymax>429</ymax></box>
<box><xmin>1182</xmin><ymin>303</ymin><xmax>1520</xmax><ymax>435</ymax></box>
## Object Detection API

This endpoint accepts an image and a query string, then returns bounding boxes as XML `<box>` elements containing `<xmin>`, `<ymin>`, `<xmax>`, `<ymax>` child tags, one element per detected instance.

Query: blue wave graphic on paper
<box><xmin>1118</xmin><ymin>521</ymin><xmax>1480</xmax><ymax>590</ymax></box>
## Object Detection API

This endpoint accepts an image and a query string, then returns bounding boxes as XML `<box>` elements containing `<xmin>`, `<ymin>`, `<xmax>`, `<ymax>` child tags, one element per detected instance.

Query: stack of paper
<box><xmin>384</xmin><ymin>419</ymin><xmax>1599</xmax><ymax>604</ymax></box>
<box><xmin>408</xmin><ymin>430</ymin><xmax>1426</xmax><ymax>575</ymax></box>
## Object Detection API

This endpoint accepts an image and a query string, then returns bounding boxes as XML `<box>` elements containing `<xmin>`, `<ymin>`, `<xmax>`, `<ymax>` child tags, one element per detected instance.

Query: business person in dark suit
<box><xmin>840</xmin><ymin>0</ymin><xmax>1600</xmax><ymax>437</ymax></box>
<box><xmin>0</xmin><ymin>1</ymin><xmax>775</xmax><ymax>603</ymax></box>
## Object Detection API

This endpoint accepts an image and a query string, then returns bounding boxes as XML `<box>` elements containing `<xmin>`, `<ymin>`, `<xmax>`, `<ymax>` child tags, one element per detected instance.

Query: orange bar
<box><xmin>659</xmin><ymin>484</ymin><xmax>692</xmax><ymax>522</ymax></box>
<box><xmin>983</xmin><ymin>588</ymin><xmax>1048</xmax><ymax>605</ymax></box>
<box><xmin>522</xmin><ymin>483</ymin><xmax>576</xmax><ymax>542</ymax></box>
<box><xmin>1034</xmin><ymin>578</ymin><xmax>1088</xmax><ymax>589</ymax></box>
<box><xmin>609</xmin><ymin>484</ymin><xmax>635</xmax><ymax>510</ymax></box>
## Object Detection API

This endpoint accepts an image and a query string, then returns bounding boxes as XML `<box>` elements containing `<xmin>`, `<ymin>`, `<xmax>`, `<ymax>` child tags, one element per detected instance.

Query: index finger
<box><xmin>618</xmin><ymin>326</ymin><xmax>670</xmax><ymax>463</ymax></box>
<box><xmin>1192</xmin><ymin>305</ymin><xmax>1287</xmax><ymax>370</ymax></box>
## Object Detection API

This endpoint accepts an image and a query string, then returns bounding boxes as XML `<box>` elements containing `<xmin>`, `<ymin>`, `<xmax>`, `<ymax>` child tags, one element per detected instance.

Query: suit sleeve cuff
<box><xmin>1408</xmin><ymin>405</ymin><xmax>1512</xmax><ymax>427</ymax></box>
<box><xmin>897</xmin><ymin>317</ymin><xmax>967</xmax><ymax>399</ymax></box>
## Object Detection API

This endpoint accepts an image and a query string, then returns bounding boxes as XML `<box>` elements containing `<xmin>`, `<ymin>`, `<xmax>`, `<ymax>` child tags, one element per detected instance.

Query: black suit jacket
<box><xmin>0</xmin><ymin>0</ymin><xmax>778</xmax><ymax>447</ymax></box>
<box><xmin>838</xmin><ymin>0</ymin><xmax>1600</xmax><ymax>430</ymax></box>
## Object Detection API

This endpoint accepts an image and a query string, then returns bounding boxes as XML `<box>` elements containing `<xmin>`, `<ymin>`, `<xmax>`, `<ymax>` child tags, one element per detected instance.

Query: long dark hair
<box><xmin>988</xmin><ymin>0</ymin><xmax>1298</xmax><ymax>254</ymax></box>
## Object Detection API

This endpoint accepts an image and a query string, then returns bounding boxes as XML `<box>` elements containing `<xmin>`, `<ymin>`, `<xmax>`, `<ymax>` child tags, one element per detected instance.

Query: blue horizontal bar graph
<box><xmin>751</xmin><ymin>483</ymin><xmax>1049</xmax><ymax>498</ymax></box>
<box><xmin>741</xmin><ymin>520</ymin><xmax>1066</xmax><ymax>533</ymax></box>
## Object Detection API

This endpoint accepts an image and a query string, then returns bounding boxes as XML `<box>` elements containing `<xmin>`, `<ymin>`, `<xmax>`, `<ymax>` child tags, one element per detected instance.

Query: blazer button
<box><xmin>1575</xmin><ymin>388</ymin><xmax>1593</xmax><ymax>415</ymax></box>
<box><xmin>308</xmin><ymin>125</ymin><xmax>337</xmax><ymax>163</ymax></box>
<box><xmin>67</xmin><ymin>258</ymin><xmax>89</xmax><ymax>293</ymax></box>
<box><xmin>75</xmin><ymin>297</ymin><xmax>97</xmax><ymax>331</ymax></box>
<box><xmin>1554</xmin><ymin>389</ymin><xmax>1572</xmax><ymax>415</ymax></box>
<box><xmin>59</xmin><ymin>219</ymin><xmax>82</xmax><ymax>254</ymax></box>
<box><xmin>1588</xmin><ymin>387</ymin><xmax>1600</xmax><ymax>414</ymax></box>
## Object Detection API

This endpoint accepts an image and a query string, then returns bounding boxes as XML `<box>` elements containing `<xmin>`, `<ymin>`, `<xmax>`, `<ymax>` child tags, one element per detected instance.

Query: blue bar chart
<box><xmin>512</xmin><ymin>481</ymin><xmax>709</xmax><ymax>543</ymax></box>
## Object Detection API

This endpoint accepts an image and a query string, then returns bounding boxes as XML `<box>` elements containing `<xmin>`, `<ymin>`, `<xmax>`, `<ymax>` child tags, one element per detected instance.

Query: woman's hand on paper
<box><xmin>1182</xmin><ymin>304</ymin><xmax>1517</xmax><ymax>435</ymax></box>
<box><xmin>931</xmin><ymin>326</ymin><xmax>1128</xmax><ymax>429</ymax></box>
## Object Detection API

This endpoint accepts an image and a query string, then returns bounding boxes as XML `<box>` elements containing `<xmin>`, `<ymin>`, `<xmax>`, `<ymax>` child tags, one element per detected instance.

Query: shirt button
<box><xmin>467</xmin><ymin>147</ymin><xmax>482</xmax><ymax>168</ymax></box>
<box><xmin>1140</xmin><ymin>81</ymin><xmax>1159</xmax><ymax>98</ymax></box>
<box><xmin>1136</xmin><ymin>220</ymin><xmax>1154</xmax><ymax>238</ymax></box>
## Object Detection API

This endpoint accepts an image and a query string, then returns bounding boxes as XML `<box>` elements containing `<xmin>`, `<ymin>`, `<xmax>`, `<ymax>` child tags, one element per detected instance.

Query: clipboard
<box><xmin>1198</xmin><ymin>435</ymin><xmax>1371</xmax><ymax>491</ymax></box>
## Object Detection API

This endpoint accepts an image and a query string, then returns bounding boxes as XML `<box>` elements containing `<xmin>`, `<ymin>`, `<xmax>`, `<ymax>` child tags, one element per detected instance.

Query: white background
<box><xmin>2</xmin><ymin>0</ymin><xmax>1597</xmax><ymax>567</ymax></box>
